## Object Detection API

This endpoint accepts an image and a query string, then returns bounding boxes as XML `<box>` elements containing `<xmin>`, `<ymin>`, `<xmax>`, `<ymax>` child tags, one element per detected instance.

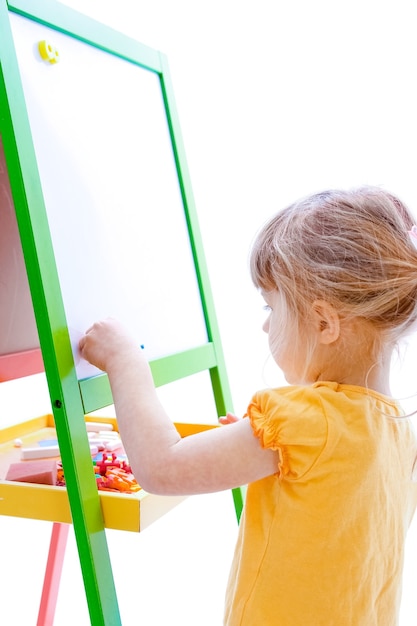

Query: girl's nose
<box><xmin>262</xmin><ymin>317</ymin><xmax>270</xmax><ymax>334</ymax></box>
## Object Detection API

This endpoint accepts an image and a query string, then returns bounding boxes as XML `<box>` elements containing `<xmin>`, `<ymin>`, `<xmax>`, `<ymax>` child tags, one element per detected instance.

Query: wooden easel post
<box><xmin>37</xmin><ymin>523</ymin><xmax>70</xmax><ymax>626</ymax></box>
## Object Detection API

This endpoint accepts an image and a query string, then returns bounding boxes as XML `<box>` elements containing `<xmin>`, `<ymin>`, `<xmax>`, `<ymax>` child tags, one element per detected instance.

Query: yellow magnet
<box><xmin>38</xmin><ymin>40</ymin><xmax>60</xmax><ymax>64</ymax></box>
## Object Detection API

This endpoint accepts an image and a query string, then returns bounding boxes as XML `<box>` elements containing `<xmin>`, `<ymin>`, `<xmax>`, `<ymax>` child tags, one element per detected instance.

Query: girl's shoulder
<box><xmin>247</xmin><ymin>381</ymin><xmax>334</xmax><ymax>424</ymax></box>
<box><xmin>245</xmin><ymin>382</ymin><xmax>407</xmax><ymax>481</ymax></box>
<box><xmin>250</xmin><ymin>381</ymin><xmax>402</xmax><ymax>418</ymax></box>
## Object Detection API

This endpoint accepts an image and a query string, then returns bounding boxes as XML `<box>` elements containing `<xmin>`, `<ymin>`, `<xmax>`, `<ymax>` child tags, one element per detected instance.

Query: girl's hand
<box><xmin>219</xmin><ymin>412</ymin><xmax>242</xmax><ymax>425</ymax></box>
<box><xmin>79</xmin><ymin>318</ymin><xmax>139</xmax><ymax>373</ymax></box>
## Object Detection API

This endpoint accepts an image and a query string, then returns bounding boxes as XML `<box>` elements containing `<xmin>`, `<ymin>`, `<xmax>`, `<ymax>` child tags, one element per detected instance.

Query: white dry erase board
<box><xmin>4</xmin><ymin>13</ymin><xmax>208</xmax><ymax>380</ymax></box>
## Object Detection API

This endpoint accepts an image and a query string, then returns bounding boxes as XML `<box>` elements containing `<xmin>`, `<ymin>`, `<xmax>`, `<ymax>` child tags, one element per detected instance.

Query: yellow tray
<box><xmin>0</xmin><ymin>415</ymin><xmax>218</xmax><ymax>532</ymax></box>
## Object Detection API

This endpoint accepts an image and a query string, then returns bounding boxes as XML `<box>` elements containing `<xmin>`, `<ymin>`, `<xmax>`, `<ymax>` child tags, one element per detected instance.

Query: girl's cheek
<box><xmin>267</xmin><ymin>326</ymin><xmax>280</xmax><ymax>355</ymax></box>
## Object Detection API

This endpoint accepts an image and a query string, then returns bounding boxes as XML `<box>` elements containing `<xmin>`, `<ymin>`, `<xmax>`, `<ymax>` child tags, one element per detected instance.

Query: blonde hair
<box><xmin>250</xmin><ymin>186</ymin><xmax>417</xmax><ymax>352</ymax></box>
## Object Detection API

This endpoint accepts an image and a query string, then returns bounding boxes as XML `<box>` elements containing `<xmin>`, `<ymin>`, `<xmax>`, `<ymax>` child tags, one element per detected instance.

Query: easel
<box><xmin>0</xmin><ymin>1</ymin><xmax>244</xmax><ymax>623</ymax></box>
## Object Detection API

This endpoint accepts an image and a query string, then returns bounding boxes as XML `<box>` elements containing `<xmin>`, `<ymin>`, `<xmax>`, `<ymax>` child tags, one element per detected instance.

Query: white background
<box><xmin>1</xmin><ymin>0</ymin><xmax>417</xmax><ymax>624</ymax></box>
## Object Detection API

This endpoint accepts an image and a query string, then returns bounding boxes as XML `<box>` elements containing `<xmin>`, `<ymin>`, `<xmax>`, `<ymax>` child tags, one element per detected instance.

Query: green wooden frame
<box><xmin>0</xmin><ymin>1</ymin><xmax>243</xmax><ymax>624</ymax></box>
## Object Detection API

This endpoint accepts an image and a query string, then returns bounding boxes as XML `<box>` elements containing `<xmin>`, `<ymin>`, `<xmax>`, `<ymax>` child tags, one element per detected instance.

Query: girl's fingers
<box><xmin>219</xmin><ymin>412</ymin><xmax>241</xmax><ymax>425</ymax></box>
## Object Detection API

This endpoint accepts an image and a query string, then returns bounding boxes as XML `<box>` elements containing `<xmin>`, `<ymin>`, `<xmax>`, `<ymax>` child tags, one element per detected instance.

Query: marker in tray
<box><xmin>85</xmin><ymin>422</ymin><xmax>114</xmax><ymax>432</ymax></box>
<box><xmin>21</xmin><ymin>444</ymin><xmax>99</xmax><ymax>460</ymax></box>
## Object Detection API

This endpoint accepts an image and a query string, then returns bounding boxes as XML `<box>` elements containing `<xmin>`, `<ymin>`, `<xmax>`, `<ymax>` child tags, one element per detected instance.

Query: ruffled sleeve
<box><xmin>246</xmin><ymin>386</ymin><xmax>329</xmax><ymax>480</ymax></box>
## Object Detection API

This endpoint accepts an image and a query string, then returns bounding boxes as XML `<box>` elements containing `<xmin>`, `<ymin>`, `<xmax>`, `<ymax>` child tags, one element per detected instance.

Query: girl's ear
<box><xmin>311</xmin><ymin>300</ymin><xmax>340</xmax><ymax>345</ymax></box>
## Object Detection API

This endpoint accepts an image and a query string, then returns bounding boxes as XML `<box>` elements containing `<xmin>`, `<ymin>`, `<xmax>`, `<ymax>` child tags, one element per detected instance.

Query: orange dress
<box><xmin>224</xmin><ymin>382</ymin><xmax>417</xmax><ymax>625</ymax></box>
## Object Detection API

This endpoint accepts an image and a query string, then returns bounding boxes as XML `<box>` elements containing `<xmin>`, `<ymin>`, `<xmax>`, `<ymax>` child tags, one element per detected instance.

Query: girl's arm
<box><xmin>79</xmin><ymin>319</ymin><xmax>278</xmax><ymax>495</ymax></box>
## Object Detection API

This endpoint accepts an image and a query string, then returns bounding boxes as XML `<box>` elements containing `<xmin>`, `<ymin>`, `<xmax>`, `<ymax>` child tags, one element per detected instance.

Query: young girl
<box><xmin>79</xmin><ymin>186</ymin><xmax>417</xmax><ymax>625</ymax></box>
